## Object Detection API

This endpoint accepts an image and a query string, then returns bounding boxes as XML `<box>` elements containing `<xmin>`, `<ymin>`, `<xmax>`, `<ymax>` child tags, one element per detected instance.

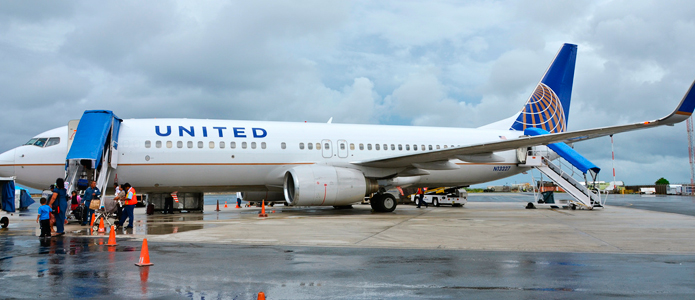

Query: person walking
<box><xmin>49</xmin><ymin>178</ymin><xmax>67</xmax><ymax>236</ymax></box>
<box><xmin>81</xmin><ymin>181</ymin><xmax>101</xmax><ymax>226</ymax></box>
<box><xmin>118</xmin><ymin>183</ymin><xmax>136</xmax><ymax>229</ymax></box>
<box><xmin>36</xmin><ymin>198</ymin><xmax>52</xmax><ymax>238</ymax></box>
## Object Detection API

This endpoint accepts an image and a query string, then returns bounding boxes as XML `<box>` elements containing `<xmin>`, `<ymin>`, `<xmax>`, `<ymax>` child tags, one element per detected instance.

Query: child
<box><xmin>36</xmin><ymin>198</ymin><xmax>52</xmax><ymax>238</ymax></box>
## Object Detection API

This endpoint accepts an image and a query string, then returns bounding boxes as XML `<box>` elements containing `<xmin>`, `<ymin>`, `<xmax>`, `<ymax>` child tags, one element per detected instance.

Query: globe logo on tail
<box><xmin>512</xmin><ymin>83</ymin><xmax>566</xmax><ymax>133</ymax></box>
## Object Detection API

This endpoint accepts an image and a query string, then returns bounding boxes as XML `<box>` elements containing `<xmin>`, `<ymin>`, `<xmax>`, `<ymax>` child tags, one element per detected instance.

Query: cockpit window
<box><xmin>33</xmin><ymin>138</ymin><xmax>47</xmax><ymax>147</ymax></box>
<box><xmin>46</xmin><ymin>137</ymin><xmax>60</xmax><ymax>147</ymax></box>
<box><xmin>24</xmin><ymin>137</ymin><xmax>60</xmax><ymax>148</ymax></box>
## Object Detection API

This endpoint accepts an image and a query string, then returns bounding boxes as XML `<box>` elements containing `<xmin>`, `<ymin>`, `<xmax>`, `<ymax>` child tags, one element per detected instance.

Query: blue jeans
<box><xmin>119</xmin><ymin>205</ymin><xmax>135</xmax><ymax>228</ymax></box>
<box><xmin>82</xmin><ymin>202</ymin><xmax>94</xmax><ymax>225</ymax></box>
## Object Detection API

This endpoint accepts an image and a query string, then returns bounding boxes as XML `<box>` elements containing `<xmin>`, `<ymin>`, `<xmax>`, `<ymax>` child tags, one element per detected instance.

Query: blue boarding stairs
<box><xmin>64</xmin><ymin>110</ymin><xmax>122</xmax><ymax>211</ymax></box>
<box><xmin>518</xmin><ymin>128</ymin><xmax>603</xmax><ymax>210</ymax></box>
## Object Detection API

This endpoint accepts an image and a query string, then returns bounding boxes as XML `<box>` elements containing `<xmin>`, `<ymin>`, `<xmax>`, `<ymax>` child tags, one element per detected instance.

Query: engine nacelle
<box><xmin>284</xmin><ymin>165</ymin><xmax>377</xmax><ymax>206</ymax></box>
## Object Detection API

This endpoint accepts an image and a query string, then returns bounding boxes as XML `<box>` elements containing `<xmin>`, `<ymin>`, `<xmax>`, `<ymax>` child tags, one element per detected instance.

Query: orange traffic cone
<box><xmin>235</xmin><ymin>201</ymin><xmax>240</xmax><ymax>209</ymax></box>
<box><xmin>90</xmin><ymin>213</ymin><xmax>96</xmax><ymax>227</ymax></box>
<box><xmin>257</xmin><ymin>291</ymin><xmax>266</xmax><ymax>300</ymax></box>
<box><xmin>224</xmin><ymin>201</ymin><xmax>228</xmax><ymax>208</ymax></box>
<box><xmin>259</xmin><ymin>200</ymin><xmax>268</xmax><ymax>217</ymax></box>
<box><xmin>98</xmin><ymin>217</ymin><xmax>106</xmax><ymax>233</ymax></box>
<box><xmin>135</xmin><ymin>238</ymin><xmax>154</xmax><ymax>267</ymax></box>
<box><xmin>107</xmin><ymin>225</ymin><xmax>117</xmax><ymax>246</ymax></box>
<box><xmin>215</xmin><ymin>200</ymin><xmax>220</xmax><ymax>212</ymax></box>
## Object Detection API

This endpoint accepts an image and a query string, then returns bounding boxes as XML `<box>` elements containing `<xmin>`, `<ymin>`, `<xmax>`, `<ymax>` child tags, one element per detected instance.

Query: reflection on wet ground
<box><xmin>1</xmin><ymin>235</ymin><xmax>694</xmax><ymax>299</ymax></box>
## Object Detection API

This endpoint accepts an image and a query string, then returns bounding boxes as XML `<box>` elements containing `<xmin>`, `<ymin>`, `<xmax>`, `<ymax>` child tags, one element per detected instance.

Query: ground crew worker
<box><xmin>118</xmin><ymin>183</ymin><xmax>136</xmax><ymax>229</ymax></box>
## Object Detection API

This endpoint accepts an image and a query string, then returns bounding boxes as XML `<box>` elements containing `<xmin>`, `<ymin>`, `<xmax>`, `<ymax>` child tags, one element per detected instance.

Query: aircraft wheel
<box><xmin>570</xmin><ymin>204</ymin><xmax>577</xmax><ymax>210</ymax></box>
<box><xmin>433</xmin><ymin>199</ymin><xmax>440</xmax><ymax>207</ymax></box>
<box><xmin>370</xmin><ymin>194</ymin><xmax>383</xmax><ymax>211</ymax></box>
<box><xmin>380</xmin><ymin>193</ymin><xmax>398</xmax><ymax>212</ymax></box>
<box><xmin>0</xmin><ymin>216</ymin><xmax>8</xmax><ymax>228</ymax></box>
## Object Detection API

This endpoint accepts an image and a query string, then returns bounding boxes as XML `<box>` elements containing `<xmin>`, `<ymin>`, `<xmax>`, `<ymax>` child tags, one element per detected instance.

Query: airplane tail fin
<box><xmin>510</xmin><ymin>43</ymin><xmax>577</xmax><ymax>133</ymax></box>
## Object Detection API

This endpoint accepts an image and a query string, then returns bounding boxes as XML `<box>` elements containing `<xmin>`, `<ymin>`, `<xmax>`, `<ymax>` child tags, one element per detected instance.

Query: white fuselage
<box><xmin>0</xmin><ymin>118</ymin><xmax>530</xmax><ymax>193</ymax></box>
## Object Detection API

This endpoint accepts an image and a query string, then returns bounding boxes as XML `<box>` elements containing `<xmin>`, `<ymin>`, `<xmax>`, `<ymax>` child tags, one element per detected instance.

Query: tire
<box><xmin>380</xmin><ymin>193</ymin><xmax>398</xmax><ymax>212</ymax></box>
<box><xmin>433</xmin><ymin>199</ymin><xmax>440</xmax><ymax>207</ymax></box>
<box><xmin>269</xmin><ymin>202</ymin><xmax>275</xmax><ymax>207</ymax></box>
<box><xmin>370</xmin><ymin>194</ymin><xmax>383</xmax><ymax>211</ymax></box>
<box><xmin>0</xmin><ymin>216</ymin><xmax>8</xmax><ymax>228</ymax></box>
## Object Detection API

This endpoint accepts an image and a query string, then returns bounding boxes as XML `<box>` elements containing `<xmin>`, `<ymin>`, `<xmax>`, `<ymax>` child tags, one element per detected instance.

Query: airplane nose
<box><xmin>0</xmin><ymin>148</ymin><xmax>15</xmax><ymax>177</ymax></box>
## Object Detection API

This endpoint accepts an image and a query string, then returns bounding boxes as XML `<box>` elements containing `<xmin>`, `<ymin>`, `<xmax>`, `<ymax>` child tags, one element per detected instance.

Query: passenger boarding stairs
<box><xmin>519</xmin><ymin>128</ymin><xmax>604</xmax><ymax>210</ymax></box>
<box><xmin>64</xmin><ymin>111</ymin><xmax>122</xmax><ymax>208</ymax></box>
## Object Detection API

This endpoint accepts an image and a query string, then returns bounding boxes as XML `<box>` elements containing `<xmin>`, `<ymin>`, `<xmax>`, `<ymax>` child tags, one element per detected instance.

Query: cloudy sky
<box><xmin>1</xmin><ymin>0</ymin><xmax>694</xmax><ymax>186</ymax></box>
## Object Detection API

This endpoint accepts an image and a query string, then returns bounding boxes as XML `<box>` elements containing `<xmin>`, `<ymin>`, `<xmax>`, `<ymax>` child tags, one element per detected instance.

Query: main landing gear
<box><xmin>370</xmin><ymin>193</ymin><xmax>397</xmax><ymax>213</ymax></box>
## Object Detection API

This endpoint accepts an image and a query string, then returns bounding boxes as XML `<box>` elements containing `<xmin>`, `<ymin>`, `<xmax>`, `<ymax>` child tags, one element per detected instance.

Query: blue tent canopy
<box><xmin>66</xmin><ymin>110</ymin><xmax>122</xmax><ymax>169</ymax></box>
<box><xmin>1</xmin><ymin>180</ymin><xmax>15</xmax><ymax>212</ymax></box>
<box><xmin>524</xmin><ymin>127</ymin><xmax>601</xmax><ymax>175</ymax></box>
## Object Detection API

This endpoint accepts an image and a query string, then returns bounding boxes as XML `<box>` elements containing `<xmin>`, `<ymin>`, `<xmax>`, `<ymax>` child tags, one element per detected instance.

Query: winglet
<box><xmin>659</xmin><ymin>80</ymin><xmax>695</xmax><ymax>125</ymax></box>
<box><xmin>675</xmin><ymin>80</ymin><xmax>695</xmax><ymax>116</ymax></box>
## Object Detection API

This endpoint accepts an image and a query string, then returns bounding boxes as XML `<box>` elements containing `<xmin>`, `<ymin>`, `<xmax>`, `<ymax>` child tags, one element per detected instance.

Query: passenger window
<box><xmin>405</xmin><ymin>144</ymin><xmax>410</xmax><ymax>151</ymax></box>
<box><xmin>209</xmin><ymin>141</ymin><xmax>215</xmax><ymax>149</ymax></box>
<box><xmin>251</xmin><ymin>142</ymin><xmax>256</xmax><ymax>149</ymax></box>
<box><xmin>375</xmin><ymin>144</ymin><xmax>380</xmax><ymax>150</ymax></box>
<box><xmin>436</xmin><ymin>145</ymin><xmax>440</xmax><ymax>150</ymax></box>
<box><xmin>219</xmin><ymin>141</ymin><xmax>225</xmax><ymax>149</ymax></box>
<box><xmin>46</xmin><ymin>137</ymin><xmax>60</xmax><ymax>147</ymax></box>
<box><xmin>187</xmin><ymin>141</ymin><xmax>193</xmax><ymax>148</ymax></box>
<box><xmin>350</xmin><ymin>143</ymin><xmax>355</xmax><ymax>150</ymax></box>
<box><xmin>421</xmin><ymin>144</ymin><xmax>424</xmax><ymax>151</ymax></box>
<box><xmin>391</xmin><ymin>144</ymin><xmax>395</xmax><ymax>150</ymax></box>
<box><xmin>444</xmin><ymin>145</ymin><xmax>448</xmax><ymax>149</ymax></box>
<box><xmin>145</xmin><ymin>141</ymin><xmax>151</xmax><ymax>148</ymax></box>
<box><xmin>429</xmin><ymin>145</ymin><xmax>432</xmax><ymax>150</ymax></box>
<box><xmin>308</xmin><ymin>143</ymin><xmax>313</xmax><ymax>150</ymax></box>
<box><xmin>359</xmin><ymin>143</ymin><xmax>364</xmax><ymax>150</ymax></box>
<box><xmin>316</xmin><ymin>143</ymin><xmax>321</xmax><ymax>150</ymax></box>
<box><xmin>231</xmin><ymin>142</ymin><xmax>236</xmax><ymax>149</ymax></box>
<box><xmin>242</xmin><ymin>142</ymin><xmax>247</xmax><ymax>149</ymax></box>
<box><xmin>177</xmin><ymin>141</ymin><xmax>183</xmax><ymax>148</ymax></box>
<box><xmin>340</xmin><ymin>143</ymin><xmax>346</xmax><ymax>150</ymax></box>
<box><xmin>324</xmin><ymin>143</ymin><xmax>330</xmax><ymax>149</ymax></box>
<box><xmin>398</xmin><ymin>144</ymin><xmax>403</xmax><ymax>151</ymax></box>
<box><xmin>198</xmin><ymin>141</ymin><xmax>203</xmax><ymax>148</ymax></box>
<box><xmin>367</xmin><ymin>144</ymin><xmax>372</xmax><ymax>150</ymax></box>
<box><xmin>261</xmin><ymin>142</ymin><xmax>266</xmax><ymax>149</ymax></box>
<box><xmin>156</xmin><ymin>141</ymin><xmax>162</xmax><ymax>148</ymax></box>
<box><xmin>383</xmin><ymin>144</ymin><xmax>387</xmax><ymax>151</ymax></box>
<box><xmin>281</xmin><ymin>142</ymin><xmax>286</xmax><ymax>149</ymax></box>
<box><xmin>166</xmin><ymin>141</ymin><xmax>173</xmax><ymax>148</ymax></box>
<box><xmin>300</xmin><ymin>143</ymin><xmax>305</xmax><ymax>150</ymax></box>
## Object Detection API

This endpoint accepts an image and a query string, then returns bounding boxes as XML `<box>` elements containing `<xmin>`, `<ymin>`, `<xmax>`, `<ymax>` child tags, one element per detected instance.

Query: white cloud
<box><xmin>0</xmin><ymin>0</ymin><xmax>694</xmax><ymax>185</ymax></box>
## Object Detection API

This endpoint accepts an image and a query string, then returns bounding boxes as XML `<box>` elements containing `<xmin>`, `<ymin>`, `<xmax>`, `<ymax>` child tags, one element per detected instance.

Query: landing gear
<box><xmin>370</xmin><ymin>193</ymin><xmax>398</xmax><ymax>213</ymax></box>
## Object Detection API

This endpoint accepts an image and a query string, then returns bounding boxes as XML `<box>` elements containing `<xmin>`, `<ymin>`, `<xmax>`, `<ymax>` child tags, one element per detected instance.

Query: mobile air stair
<box><xmin>64</xmin><ymin>110</ymin><xmax>122</xmax><ymax>210</ymax></box>
<box><xmin>518</xmin><ymin>128</ymin><xmax>604</xmax><ymax>210</ymax></box>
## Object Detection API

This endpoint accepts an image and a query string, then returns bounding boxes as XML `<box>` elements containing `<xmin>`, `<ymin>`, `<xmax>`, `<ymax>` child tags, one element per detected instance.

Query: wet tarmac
<box><xmin>1</xmin><ymin>235</ymin><xmax>694</xmax><ymax>299</ymax></box>
<box><xmin>1</xmin><ymin>193</ymin><xmax>695</xmax><ymax>298</ymax></box>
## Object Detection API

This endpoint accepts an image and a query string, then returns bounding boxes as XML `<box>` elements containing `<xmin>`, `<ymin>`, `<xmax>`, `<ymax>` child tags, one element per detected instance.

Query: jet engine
<box><xmin>284</xmin><ymin>165</ymin><xmax>378</xmax><ymax>206</ymax></box>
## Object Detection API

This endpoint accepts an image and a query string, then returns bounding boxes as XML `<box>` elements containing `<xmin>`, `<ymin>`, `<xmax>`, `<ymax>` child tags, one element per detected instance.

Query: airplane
<box><xmin>0</xmin><ymin>43</ymin><xmax>693</xmax><ymax>213</ymax></box>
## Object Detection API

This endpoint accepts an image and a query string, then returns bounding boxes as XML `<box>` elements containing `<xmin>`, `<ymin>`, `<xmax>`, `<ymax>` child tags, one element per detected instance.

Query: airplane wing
<box><xmin>355</xmin><ymin>80</ymin><xmax>695</xmax><ymax>168</ymax></box>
